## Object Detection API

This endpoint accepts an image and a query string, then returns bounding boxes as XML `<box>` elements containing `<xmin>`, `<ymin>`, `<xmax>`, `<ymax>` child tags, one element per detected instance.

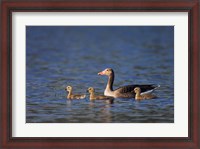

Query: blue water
<box><xmin>26</xmin><ymin>26</ymin><xmax>174</xmax><ymax>123</ymax></box>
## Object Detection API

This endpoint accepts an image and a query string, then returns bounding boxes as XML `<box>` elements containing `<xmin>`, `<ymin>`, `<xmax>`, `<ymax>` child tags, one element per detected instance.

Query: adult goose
<box><xmin>65</xmin><ymin>86</ymin><xmax>86</xmax><ymax>99</ymax></box>
<box><xmin>98</xmin><ymin>68</ymin><xmax>159</xmax><ymax>98</ymax></box>
<box><xmin>87</xmin><ymin>87</ymin><xmax>114</xmax><ymax>104</ymax></box>
<box><xmin>134</xmin><ymin>87</ymin><xmax>157</xmax><ymax>100</ymax></box>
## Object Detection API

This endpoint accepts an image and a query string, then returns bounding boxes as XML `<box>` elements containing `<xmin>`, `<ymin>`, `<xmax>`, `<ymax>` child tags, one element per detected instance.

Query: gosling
<box><xmin>65</xmin><ymin>86</ymin><xmax>86</xmax><ymax>99</ymax></box>
<box><xmin>134</xmin><ymin>87</ymin><xmax>157</xmax><ymax>100</ymax></box>
<box><xmin>87</xmin><ymin>87</ymin><xmax>114</xmax><ymax>104</ymax></box>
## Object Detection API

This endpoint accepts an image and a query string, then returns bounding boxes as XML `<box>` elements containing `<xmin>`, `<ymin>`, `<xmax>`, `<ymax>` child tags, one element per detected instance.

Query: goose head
<box><xmin>98</xmin><ymin>68</ymin><xmax>113</xmax><ymax>76</ymax></box>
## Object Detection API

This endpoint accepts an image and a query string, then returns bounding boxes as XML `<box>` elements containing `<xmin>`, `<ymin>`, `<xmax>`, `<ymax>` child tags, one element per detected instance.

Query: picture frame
<box><xmin>0</xmin><ymin>0</ymin><xmax>199</xmax><ymax>148</ymax></box>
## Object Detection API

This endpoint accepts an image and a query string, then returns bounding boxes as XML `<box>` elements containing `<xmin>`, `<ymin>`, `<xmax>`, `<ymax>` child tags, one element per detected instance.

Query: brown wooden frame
<box><xmin>1</xmin><ymin>0</ymin><xmax>199</xmax><ymax>148</ymax></box>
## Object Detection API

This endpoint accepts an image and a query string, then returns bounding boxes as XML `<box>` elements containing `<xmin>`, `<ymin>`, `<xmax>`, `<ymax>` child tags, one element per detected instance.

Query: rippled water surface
<box><xmin>26</xmin><ymin>26</ymin><xmax>174</xmax><ymax>123</ymax></box>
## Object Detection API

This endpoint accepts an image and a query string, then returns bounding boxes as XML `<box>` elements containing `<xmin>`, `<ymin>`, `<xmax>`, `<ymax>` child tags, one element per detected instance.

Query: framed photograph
<box><xmin>1</xmin><ymin>0</ymin><xmax>199</xmax><ymax>148</ymax></box>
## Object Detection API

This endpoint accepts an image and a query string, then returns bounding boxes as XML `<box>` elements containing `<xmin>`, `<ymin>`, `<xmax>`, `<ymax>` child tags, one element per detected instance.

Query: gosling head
<box><xmin>87</xmin><ymin>87</ymin><xmax>95</xmax><ymax>94</ymax></box>
<box><xmin>134</xmin><ymin>87</ymin><xmax>141</xmax><ymax>94</ymax></box>
<box><xmin>65</xmin><ymin>86</ymin><xmax>72</xmax><ymax>92</ymax></box>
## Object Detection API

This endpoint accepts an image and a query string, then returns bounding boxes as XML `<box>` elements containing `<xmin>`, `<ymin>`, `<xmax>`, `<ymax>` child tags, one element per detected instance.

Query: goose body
<box><xmin>87</xmin><ymin>87</ymin><xmax>114</xmax><ymax>104</ymax></box>
<box><xmin>98</xmin><ymin>68</ymin><xmax>159</xmax><ymax>98</ymax></box>
<box><xmin>65</xmin><ymin>86</ymin><xmax>86</xmax><ymax>99</ymax></box>
<box><xmin>134</xmin><ymin>87</ymin><xmax>157</xmax><ymax>100</ymax></box>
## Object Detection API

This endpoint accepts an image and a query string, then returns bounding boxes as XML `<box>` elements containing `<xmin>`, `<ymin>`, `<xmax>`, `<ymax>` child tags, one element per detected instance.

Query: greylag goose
<box><xmin>65</xmin><ymin>86</ymin><xmax>86</xmax><ymax>99</ymax></box>
<box><xmin>134</xmin><ymin>87</ymin><xmax>157</xmax><ymax>100</ymax></box>
<box><xmin>87</xmin><ymin>87</ymin><xmax>114</xmax><ymax>104</ymax></box>
<box><xmin>98</xmin><ymin>68</ymin><xmax>159</xmax><ymax>98</ymax></box>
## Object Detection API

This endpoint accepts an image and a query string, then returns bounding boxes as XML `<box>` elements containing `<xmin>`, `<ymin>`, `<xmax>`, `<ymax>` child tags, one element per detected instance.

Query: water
<box><xmin>26</xmin><ymin>26</ymin><xmax>174</xmax><ymax>123</ymax></box>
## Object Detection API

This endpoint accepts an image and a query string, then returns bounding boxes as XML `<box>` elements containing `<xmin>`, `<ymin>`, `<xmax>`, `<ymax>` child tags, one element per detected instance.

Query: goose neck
<box><xmin>106</xmin><ymin>73</ymin><xmax>114</xmax><ymax>91</ymax></box>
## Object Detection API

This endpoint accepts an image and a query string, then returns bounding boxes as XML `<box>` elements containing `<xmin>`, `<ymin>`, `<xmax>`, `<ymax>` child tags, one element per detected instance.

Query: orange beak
<box><xmin>98</xmin><ymin>70</ymin><xmax>105</xmax><ymax>75</ymax></box>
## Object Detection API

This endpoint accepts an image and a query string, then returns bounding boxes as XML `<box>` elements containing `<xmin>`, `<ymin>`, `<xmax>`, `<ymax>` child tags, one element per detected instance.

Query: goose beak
<box><xmin>98</xmin><ymin>70</ymin><xmax>105</xmax><ymax>75</ymax></box>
